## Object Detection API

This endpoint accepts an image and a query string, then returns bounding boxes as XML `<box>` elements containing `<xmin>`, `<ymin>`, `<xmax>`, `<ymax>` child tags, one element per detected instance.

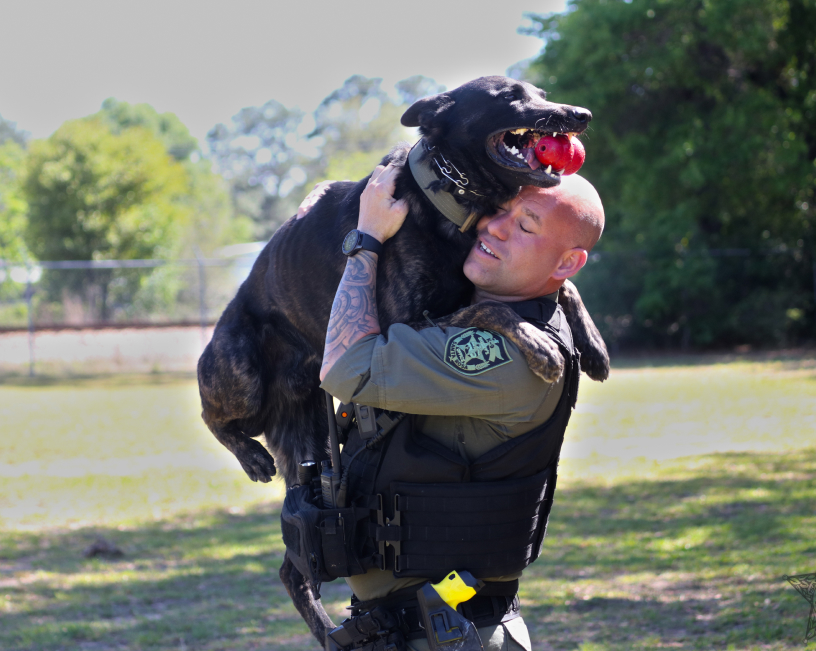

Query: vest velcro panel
<box><xmin>384</xmin><ymin>467</ymin><xmax>552</xmax><ymax>578</ymax></box>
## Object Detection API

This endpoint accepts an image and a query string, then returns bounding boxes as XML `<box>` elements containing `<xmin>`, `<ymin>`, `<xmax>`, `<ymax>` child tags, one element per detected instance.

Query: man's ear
<box><xmin>552</xmin><ymin>248</ymin><xmax>588</xmax><ymax>280</ymax></box>
<box><xmin>401</xmin><ymin>93</ymin><xmax>455</xmax><ymax>130</ymax></box>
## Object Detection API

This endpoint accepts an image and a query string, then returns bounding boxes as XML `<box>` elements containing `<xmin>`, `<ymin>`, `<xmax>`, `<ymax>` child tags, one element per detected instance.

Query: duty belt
<box><xmin>328</xmin><ymin>581</ymin><xmax>521</xmax><ymax>650</ymax></box>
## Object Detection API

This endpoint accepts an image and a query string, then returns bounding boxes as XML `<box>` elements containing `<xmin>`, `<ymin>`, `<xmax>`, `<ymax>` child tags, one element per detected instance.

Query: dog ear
<box><xmin>401</xmin><ymin>94</ymin><xmax>455</xmax><ymax>128</ymax></box>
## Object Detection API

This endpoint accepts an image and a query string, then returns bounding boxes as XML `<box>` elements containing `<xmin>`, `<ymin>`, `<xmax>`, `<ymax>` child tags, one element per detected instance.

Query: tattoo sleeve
<box><xmin>321</xmin><ymin>251</ymin><xmax>380</xmax><ymax>379</ymax></box>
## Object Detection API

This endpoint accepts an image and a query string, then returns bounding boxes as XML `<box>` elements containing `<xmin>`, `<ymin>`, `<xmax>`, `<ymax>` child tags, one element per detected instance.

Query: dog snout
<box><xmin>568</xmin><ymin>107</ymin><xmax>592</xmax><ymax>125</ymax></box>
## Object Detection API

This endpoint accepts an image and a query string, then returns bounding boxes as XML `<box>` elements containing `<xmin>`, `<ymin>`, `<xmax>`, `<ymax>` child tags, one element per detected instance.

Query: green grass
<box><xmin>1</xmin><ymin>358</ymin><xmax>815</xmax><ymax>650</ymax></box>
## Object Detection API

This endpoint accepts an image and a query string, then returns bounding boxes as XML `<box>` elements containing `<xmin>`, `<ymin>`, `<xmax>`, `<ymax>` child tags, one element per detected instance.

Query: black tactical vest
<box><xmin>281</xmin><ymin>296</ymin><xmax>579</xmax><ymax>585</ymax></box>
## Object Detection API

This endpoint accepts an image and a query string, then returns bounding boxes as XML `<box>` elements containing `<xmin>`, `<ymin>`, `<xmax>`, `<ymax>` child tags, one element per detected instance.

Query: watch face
<box><xmin>342</xmin><ymin>230</ymin><xmax>360</xmax><ymax>255</ymax></box>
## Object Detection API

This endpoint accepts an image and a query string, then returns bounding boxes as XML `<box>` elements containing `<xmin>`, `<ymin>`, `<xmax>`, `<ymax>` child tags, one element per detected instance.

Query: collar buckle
<box><xmin>426</xmin><ymin>143</ymin><xmax>483</xmax><ymax>198</ymax></box>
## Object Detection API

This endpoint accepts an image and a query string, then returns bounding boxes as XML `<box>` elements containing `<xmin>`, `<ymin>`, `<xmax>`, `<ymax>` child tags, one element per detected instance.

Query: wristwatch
<box><xmin>341</xmin><ymin>229</ymin><xmax>383</xmax><ymax>257</ymax></box>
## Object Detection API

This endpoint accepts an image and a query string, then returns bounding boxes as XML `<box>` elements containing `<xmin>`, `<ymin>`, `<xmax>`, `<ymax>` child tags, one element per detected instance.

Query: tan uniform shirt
<box><xmin>320</xmin><ymin>316</ymin><xmax>564</xmax><ymax>601</ymax></box>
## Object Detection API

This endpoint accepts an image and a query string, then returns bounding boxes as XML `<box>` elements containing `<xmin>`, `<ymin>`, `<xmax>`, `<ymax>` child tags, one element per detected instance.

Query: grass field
<box><xmin>1</xmin><ymin>354</ymin><xmax>815</xmax><ymax>650</ymax></box>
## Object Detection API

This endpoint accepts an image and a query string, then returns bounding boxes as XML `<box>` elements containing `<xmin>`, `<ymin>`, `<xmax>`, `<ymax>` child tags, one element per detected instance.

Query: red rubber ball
<box><xmin>563</xmin><ymin>138</ymin><xmax>586</xmax><ymax>175</ymax></box>
<box><xmin>534</xmin><ymin>135</ymin><xmax>573</xmax><ymax>170</ymax></box>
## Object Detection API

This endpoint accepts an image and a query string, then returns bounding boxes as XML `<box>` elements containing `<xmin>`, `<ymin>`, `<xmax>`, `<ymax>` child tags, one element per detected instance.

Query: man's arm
<box><xmin>320</xmin><ymin>250</ymin><xmax>380</xmax><ymax>379</ymax></box>
<box><xmin>320</xmin><ymin>163</ymin><xmax>408</xmax><ymax>381</ymax></box>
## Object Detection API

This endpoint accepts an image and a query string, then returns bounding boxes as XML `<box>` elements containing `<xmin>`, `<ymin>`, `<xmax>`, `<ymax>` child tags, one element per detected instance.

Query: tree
<box><xmin>525</xmin><ymin>0</ymin><xmax>816</xmax><ymax>348</ymax></box>
<box><xmin>207</xmin><ymin>100</ymin><xmax>307</xmax><ymax>238</ymax></box>
<box><xmin>310</xmin><ymin>75</ymin><xmax>416</xmax><ymax>183</ymax></box>
<box><xmin>206</xmin><ymin>75</ymin><xmax>441</xmax><ymax>238</ymax></box>
<box><xmin>25</xmin><ymin>119</ymin><xmax>190</xmax><ymax>262</ymax></box>
<box><xmin>0</xmin><ymin>139</ymin><xmax>31</xmax><ymax>265</ymax></box>
<box><xmin>23</xmin><ymin>119</ymin><xmax>191</xmax><ymax>319</ymax></box>
<box><xmin>95</xmin><ymin>99</ymin><xmax>252</xmax><ymax>256</ymax></box>
<box><xmin>95</xmin><ymin>98</ymin><xmax>198</xmax><ymax>161</ymax></box>
<box><xmin>395</xmin><ymin>75</ymin><xmax>447</xmax><ymax>106</ymax></box>
<box><xmin>0</xmin><ymin>114</ymin><xmax>28</xmax><ymax>148</ymax></box>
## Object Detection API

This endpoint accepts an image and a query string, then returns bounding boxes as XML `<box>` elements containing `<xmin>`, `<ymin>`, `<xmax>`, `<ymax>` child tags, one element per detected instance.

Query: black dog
<box><xmin>197</xmin><ymin>76</ymin><xmax>609</xmax><ymax>645</ymax></box>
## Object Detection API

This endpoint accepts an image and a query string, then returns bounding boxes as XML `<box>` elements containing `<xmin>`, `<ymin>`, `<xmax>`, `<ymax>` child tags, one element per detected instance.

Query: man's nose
<box><xmin>485</xmin><ymin>212</ymin><xmax>512</xmax><ymax>240</ymax></box>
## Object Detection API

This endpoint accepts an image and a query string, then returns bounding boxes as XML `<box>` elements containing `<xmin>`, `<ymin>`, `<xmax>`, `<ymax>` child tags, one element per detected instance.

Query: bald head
<box><xmin>518</xmin><ymin>174</ymin><xmax>605</xmax><ymax>251</ymax></box>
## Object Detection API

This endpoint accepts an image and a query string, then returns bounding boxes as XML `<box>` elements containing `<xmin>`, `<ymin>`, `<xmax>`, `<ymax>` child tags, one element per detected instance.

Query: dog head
<box><xmin>401</xmin><ymin>76</ymin><xmax>591</xmax><ymax>193</ymax></box>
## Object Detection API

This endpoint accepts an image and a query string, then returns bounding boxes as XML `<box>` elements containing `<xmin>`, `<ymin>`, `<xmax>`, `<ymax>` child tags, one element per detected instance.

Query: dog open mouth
<box><xmin>486</xmin><ymin>128</ymin><xmax>581</xmax><ymax>183</ymax></box>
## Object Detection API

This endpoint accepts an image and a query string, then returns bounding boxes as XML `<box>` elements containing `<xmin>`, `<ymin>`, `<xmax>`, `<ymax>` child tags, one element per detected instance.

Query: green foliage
<box><xmin>11</xmin><ymin>105</ymin><xmax>250</xmax><ymax>324</ymax></box>
<box><xmin>95</xmin><ymin>98</ymin><xmax>199</xmax><ymax>161</ymax></box>
<box><xmin>22</xmin><ymin>119</ymin><xmax>191</xmax><ymax>319</ymax></box>
<box><xmin>207</xmin><ymin>100</ymin><xmax>307</xmax><ymax>238</ymax></box>
<box><xmin>0</xmin><ymin>140</ymin><xmax>31</xmax><ymax>265</ymax></box>
<box><xmin>307</xmin><ymin>75</ymin><xmax>417</xmax><ymax>190</ymax></box>
<box><xmin>24</xmin><ymin>119</ymin><xmax>190</xmax><ymax>262</ymax></box>
<box><xmin>181</xmin><ymin>159</ymin><xmax>253</xmax><ymax>256</ymax></box>
<box><xmin>525</xmin><ymin>0</ymin><xmax>816</xmax><ymax>348</ymax></box>
<box><xmin>207</xmin><ymin>75</ymin><xmax>435</xmax><ymax>238</ymax></box>
<box><xmin>0</xmin><ymin>113</ymin><xmax>28</xmax><ymax>148</ymax></box>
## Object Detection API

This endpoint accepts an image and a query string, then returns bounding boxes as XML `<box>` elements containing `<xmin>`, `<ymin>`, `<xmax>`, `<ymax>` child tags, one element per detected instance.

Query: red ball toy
<box><xmin>563</xmin><ymin>138</ymin><xmax>585</xmax><ymax>175</ymax></box>
<box><xmin>534</xmin><ymin>134</ymin><xmax>585</xmax><ymax>175</ymax></box>
<box><xmin>534</xmin><ymin>135</ymin><xmax>572</xmax><ymax>171</ymax></box>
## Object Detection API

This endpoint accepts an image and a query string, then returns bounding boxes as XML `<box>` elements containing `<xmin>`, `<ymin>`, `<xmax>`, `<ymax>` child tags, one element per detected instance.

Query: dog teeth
<box><xmin>555</xmin><ymin>168</ymin><xmax>565</xmax><ymax>174</ymax></box>
<box><xmin>510</xmin><ymin>128</ymin><xmax>528</xmax><ymax>135</ymax></box>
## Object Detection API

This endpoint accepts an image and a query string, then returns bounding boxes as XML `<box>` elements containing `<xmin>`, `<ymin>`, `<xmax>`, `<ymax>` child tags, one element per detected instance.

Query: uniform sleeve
<box><xmin>319</xmin><ymin>322</ymin><xmax>554</xmax><ymax>423</ymax></box>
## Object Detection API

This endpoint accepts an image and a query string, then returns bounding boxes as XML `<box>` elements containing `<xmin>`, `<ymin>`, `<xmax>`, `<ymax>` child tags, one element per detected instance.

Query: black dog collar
<box><xmin>407</xmin><ymin>140</ymin><xmax>480</xmax><ymax>232</ymax></box>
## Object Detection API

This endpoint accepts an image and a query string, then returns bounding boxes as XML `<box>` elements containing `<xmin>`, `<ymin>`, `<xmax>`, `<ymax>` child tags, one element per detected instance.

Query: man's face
<box><xmin>463</xmin><ymin>186</ymin><xmax>571</xmax><ymax>301</ymax></box>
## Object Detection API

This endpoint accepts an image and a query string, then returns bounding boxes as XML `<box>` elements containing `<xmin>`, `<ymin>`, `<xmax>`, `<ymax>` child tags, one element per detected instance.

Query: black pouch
<box><xmin>281</xmin><ymin>484</ymin><xmax>328</xmax><ymax>582</ymax></box>
<box><xmin>281</xmin><ymin>485</ymin><xmax>372</xmax><ymax>584</ymax></box>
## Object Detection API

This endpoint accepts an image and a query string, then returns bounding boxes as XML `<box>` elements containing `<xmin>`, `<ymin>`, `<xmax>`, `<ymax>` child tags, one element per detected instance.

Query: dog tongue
<box><xmin>524</xmin><ymin>148</ymin><xmax>541</xmax><ymax>170</ymax></box>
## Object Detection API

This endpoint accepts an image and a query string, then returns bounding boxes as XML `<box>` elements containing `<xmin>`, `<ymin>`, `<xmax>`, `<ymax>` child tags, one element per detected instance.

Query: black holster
<box><xmin>326</xmin><ymin>582</ymin><xmax>520</xmax><ymax>651</ymax></box>
<box><xmin>280</xmin><ymin>484</ymin><xmax>374</xmax><ymax>584</ymax></box>
<box><xmin>326</xmin><ymin>605</ymin><xmax>406</xmax><ymax>651</ymax></box>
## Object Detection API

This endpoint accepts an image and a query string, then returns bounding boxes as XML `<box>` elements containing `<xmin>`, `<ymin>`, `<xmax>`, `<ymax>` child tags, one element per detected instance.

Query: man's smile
<box><xmin>476</xmin><ymin>239</ymin><xmax>500</xmax><ymax>260</ymax></box>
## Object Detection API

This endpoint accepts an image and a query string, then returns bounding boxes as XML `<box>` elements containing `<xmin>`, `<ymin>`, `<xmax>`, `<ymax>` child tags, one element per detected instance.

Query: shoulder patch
<box><xmin>444</xmin><ymin>328</ymin><xmax>513</xmax><ymax>376</ymax></box>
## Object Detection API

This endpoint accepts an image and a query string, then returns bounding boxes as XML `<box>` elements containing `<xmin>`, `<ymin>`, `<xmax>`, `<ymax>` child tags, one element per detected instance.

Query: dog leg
<box><xmin>279</xmin><ymin>553</ymin><xmax>335</xmax><ymax>647</ymax></box>
<box><xmin>432</xmin><ymin>302</ymin><xmax>565</xmax><ymax>383</ymax></box>
<box><xmin>212</xmin><ymin>422</ymin><xmax>277</xmax><ymax>483</ymax></box>
<box><xmin>557</xmin><ymin>279</ymin><xmax>610</xmax><ymax>382</ymax></box>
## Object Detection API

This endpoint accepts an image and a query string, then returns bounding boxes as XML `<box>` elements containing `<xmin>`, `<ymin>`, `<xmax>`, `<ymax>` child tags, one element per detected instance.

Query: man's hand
<box><xmin>358</xmin><ymin>164</ymin><xmax>408</xmax><ymax>243</ymax></box>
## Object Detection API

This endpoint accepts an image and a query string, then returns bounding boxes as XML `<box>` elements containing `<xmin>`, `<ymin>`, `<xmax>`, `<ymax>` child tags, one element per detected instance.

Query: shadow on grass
<box><xmin>0</xmin><ymin>504</ymin><xmax>353</xmax><ymax>651</ymax></box>
<box><xmin>2</xmin><ymin>449</ymin><xmax>814</xmax><ymax>650</ymax></box>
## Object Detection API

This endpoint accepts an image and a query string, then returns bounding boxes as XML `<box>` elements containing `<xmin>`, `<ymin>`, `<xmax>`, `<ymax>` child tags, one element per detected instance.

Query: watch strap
<box><xmin>356</xmin><ymin>231</ymin><xmax>383</xmax><ymax>257</ymax></box>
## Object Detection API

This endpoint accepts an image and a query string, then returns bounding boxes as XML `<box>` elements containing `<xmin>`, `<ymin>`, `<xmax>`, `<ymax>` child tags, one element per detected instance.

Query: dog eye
<box><xmin>503</xmin><ymin>92</ymin><xmax>518</xmax><ymax>101</ymax></box>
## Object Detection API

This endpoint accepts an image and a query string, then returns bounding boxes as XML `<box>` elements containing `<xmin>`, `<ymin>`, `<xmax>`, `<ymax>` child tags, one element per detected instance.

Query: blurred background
<box><xmin>1</xmin><ymin>1</ymin><xmax>814</xmax><ymax>650</ymax></box>
<box><xmin>2</xmin><ymin>0</ymin><xmax>814</xmax><ymax>355</ymax></box>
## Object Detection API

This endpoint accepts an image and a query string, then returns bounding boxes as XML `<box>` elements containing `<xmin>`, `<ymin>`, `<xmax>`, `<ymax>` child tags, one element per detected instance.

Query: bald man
<box><xmin>318</xmin><ymin>167</ymin><xmax>604</xmax><ymax>651</ymax></box>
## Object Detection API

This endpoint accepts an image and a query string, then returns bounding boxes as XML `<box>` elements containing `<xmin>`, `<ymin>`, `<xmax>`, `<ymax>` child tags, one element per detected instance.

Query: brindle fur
<box><xmin>197</xmin><ymin>76</ymin><xmax>608</xmax><ymax>646</ymax></box>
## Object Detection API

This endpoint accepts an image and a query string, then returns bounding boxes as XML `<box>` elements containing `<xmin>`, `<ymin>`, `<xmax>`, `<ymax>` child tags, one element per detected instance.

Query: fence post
<box><xmin>25</xmin><ymin>279</ymin><xmax>35</xmax><ymax>377</ymax></box>
<box><xmin>194</xmin><ymin>248</ymin><xmax>208</xmax><ymax>352</ymax></box>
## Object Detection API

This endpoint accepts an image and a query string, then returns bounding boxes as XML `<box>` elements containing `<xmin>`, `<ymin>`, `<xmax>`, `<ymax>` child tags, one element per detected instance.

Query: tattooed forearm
<box><xmin>320</xmin><ymin>251</ymin><xmax>380</xmax><ymax>380</ymax></box>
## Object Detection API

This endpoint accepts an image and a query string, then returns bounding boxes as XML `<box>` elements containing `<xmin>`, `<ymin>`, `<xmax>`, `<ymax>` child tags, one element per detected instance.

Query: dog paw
<box><xmin>234</xmin><ymin>438</ymin><xmax>277</xmax><ymax>483</ymax></box>
<box><xmin>516</xmin><ymin>321</ymin><xmax>565</xmax><ymax>383</ymax></box>
<box><xmin>579</xmin><ymin>342</ymin><xmax>610</xmax><ymax>382</ymax></box>
<box><xmin>558</xmin><ymin>280</ymin><xmax>610</xmax><ymax>382</ymax></box>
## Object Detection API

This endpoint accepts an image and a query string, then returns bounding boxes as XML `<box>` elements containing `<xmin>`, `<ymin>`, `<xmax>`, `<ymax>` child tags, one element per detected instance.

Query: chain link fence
<box><xmin>0</xmin><ymin>244</ymin><xmax>265</xmax><ymax>375</ymax></box>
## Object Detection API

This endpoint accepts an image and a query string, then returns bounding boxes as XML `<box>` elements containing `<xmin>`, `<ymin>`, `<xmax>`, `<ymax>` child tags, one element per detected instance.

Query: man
<box><xmin>318</xmin><ymin>164</ymin><xmax>604</xmax><ymax>651</ymax></box>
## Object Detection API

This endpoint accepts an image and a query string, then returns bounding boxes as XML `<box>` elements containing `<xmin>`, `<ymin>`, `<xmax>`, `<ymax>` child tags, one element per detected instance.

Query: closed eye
<box><xmin>520</xmin><ymin>223</ymin><xmax>532</xmax><ymax>233</ymax></box>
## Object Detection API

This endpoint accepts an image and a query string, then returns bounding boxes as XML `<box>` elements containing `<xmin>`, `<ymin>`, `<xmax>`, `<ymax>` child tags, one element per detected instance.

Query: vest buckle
<box><xmin>375</xmin><ymin>494</ymin><xmax>403</xmax><ymax>572</ymax></box>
